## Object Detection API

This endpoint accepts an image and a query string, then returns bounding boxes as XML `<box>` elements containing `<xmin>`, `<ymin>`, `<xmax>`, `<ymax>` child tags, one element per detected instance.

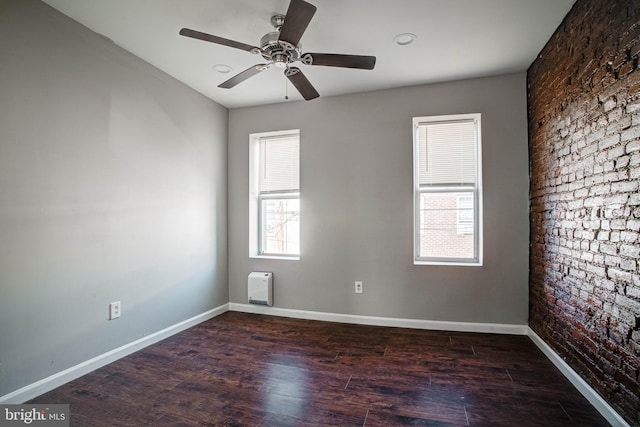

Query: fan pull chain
<box><xmin>284</xmin><ymin>76</ymin><xmax>289</xmax><ymax>100</ymax></box>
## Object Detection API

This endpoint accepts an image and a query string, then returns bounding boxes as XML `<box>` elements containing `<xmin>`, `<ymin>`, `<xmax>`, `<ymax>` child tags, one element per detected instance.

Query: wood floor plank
<box><xmin>29</xmin><ymin>312</ymin><xmax>610</xmax><ymax>426</ymax></box>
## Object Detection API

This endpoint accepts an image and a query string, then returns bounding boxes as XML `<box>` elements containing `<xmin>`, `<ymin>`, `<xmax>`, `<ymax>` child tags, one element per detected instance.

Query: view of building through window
<box><xmin>261</xmin><ymin>198</ymin><xmax>300</xmax><ymax>255</ymax></box>
<box><xmin>419</xmin><ymin>192</ymin><xmax>475</xmax><ymax>259</ymax></box>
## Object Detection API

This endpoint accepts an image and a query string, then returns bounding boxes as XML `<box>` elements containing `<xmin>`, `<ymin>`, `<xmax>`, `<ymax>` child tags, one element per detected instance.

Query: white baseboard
<box><xmin>228</xmin><ymin>303</ymin><xmax>529</xmax><ymax>335</ymax></box>
<box><xmin>527</xmin><ymin>329</ymin><xmax>629</xmax><ymax>427</ymax></box>
<box><xmin>0</xmin><ymin>303</ymin><xmax>229</xmax><ymax>404</ymax></box>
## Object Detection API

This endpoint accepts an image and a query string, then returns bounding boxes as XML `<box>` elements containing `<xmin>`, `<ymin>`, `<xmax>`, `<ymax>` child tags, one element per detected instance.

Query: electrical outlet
<box><xmin>355</xmin><ymin>281</ymin><xmax>363</xmax><ymax>294</ymax></box>
<box><xmin>109</xmin><ymin>301</ymin><xmax>121</xmax><ymax>320</ymax></box>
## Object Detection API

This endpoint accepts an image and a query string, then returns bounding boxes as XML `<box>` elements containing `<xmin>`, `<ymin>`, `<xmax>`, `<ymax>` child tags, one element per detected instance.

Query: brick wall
<box><xmin>528</xmin><ymin>0</ymin><xmax>640</xmax><ymax>423</ymax></box>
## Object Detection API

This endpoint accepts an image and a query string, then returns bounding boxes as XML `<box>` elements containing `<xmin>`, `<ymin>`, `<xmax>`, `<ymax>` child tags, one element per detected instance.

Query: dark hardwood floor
<box><xmin>30</xmin><ymin>311</ymin><xmax>610</xmax><ymax>426</ymax></box>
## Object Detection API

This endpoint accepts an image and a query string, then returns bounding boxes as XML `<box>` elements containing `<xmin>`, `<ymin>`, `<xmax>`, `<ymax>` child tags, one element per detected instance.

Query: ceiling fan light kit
<box><xmin>179</xmin><ymin>0</ymin><xmax>376</xmax><ymax>101</ymax></box>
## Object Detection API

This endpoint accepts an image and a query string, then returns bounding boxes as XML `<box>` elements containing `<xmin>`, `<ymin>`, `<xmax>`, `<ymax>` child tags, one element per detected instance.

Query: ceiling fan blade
<box><xmin>278</xmin><ymin>0</ymin><xmax>317</xmax><ymax>47</ymax></box>
<box><xmin>179</xmin><ymin>28</ymin><xmax>258</xmax><ymax>53</ymax></box>
<box><xmin>304</xmin><ymin>53</ymin><xmax>376</xmax><ymax>70</ymax></box>
<box><xmin>285</xmin><ymin>67</ymin><xmax>319</xmax><ymax>101</ymax></box>
<box><xmin>218</xmin><ymin>64</ymin><xmax>269</xmax><ymax>89</ymax></box>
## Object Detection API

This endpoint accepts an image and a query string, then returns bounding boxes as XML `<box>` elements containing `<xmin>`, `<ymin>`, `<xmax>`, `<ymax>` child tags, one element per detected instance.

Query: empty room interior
<box><xmin>1</xmin><ymin>0</ymin><xmax>639</xmax><ymax>425</ymax></box>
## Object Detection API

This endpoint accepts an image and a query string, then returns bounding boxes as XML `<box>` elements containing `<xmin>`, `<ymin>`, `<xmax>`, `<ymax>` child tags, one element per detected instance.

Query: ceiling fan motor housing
<box><xmin>259</xmin><ymin>16</ymin><xmax>301</xmax><ymax>67</ymax></box>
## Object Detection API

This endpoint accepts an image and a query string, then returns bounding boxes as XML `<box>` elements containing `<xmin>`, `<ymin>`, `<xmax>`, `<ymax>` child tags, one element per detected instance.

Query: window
<box><xmin>249</xmin><ymin>130</ymin><xmax>300</xmax><ymax>259</ymax></box>
<box><xmin>413</xmin><ymin>114</ymin><xmax>482</xmax><ymax>265</ymax></box>
<box><xmin>457</xmin><ymin>195</ymin><xmax>473</xmax><ymax>235</ymax></box>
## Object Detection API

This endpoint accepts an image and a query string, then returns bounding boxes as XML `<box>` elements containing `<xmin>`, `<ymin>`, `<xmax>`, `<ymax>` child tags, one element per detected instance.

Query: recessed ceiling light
<box><xmin>213</xmin><ymin>64</ymin><xmax>232</xmax><ymax>74</ymax></box>
<box><xmin>393</xmin><ymin>33</ymin><xmax>417</xmax><ymax>46</ymax></box>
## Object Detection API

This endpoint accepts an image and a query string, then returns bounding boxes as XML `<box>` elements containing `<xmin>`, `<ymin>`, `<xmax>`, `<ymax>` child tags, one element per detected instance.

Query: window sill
<box><xmin>414</xmin><ymin>260</ymin><xmax>482</xmax><ymax>267</ymax></box>
<box><xmin>250</xmin><ymin>255</ymin><xmax>300</xmax><ymax>261</ymax></box>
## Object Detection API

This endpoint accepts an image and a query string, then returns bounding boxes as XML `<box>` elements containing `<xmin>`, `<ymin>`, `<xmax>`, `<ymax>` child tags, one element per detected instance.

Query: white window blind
<box><xmin>259</xmin><ymin>134</ymin><xmax>299</xmax><ymax>194</ymax></box>
<box><xmin>417</xmin><ymin>119</ymin><xmax>477</xmax><ymax>187</ymax></box>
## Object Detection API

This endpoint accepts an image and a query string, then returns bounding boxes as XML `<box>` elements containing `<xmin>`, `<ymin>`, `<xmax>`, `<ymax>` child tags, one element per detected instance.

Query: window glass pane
<box><xmin>419</xmin><ymin>192</ymin><xmax>474</xmax><ymax>259</ymax></box>
<box><xmin>261</xmin><ymin>198</ymin><xmax>300</xmax><ymax>255</ymax></box>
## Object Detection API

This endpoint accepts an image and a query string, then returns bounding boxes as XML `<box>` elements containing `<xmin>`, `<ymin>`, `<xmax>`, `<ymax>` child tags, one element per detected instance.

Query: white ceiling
<box><xmin>42</xmin><ymin>0</ymin><xmax>575</xmax><ymax>109</ymax></box>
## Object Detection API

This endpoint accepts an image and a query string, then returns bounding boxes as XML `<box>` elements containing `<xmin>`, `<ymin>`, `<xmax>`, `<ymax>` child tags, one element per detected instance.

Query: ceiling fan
<box><xmin>179</xmin><ymin>0</ymin><xmax>376</xmax><ymax>101</ymax></box>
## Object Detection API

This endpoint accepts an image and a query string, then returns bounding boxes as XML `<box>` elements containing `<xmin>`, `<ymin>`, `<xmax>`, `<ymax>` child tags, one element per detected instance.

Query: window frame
<box><xmin>412</xmin><ymin>113</ymin><xmax>483</xmax><ymax>266</ymax></box>
<box><xmin>249</xmin><ymin>129</ymin><xmax>300</xmax><ymax>260</ymax></box>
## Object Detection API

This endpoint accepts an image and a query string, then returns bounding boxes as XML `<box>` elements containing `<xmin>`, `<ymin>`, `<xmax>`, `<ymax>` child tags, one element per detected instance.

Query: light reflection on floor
<box><xmin>263</xmin><ymin>357</ymin><xmax>308</xmax><ymax>419</ymax></box>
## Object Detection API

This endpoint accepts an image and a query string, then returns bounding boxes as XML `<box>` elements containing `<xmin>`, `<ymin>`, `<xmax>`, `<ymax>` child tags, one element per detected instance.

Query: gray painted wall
<box><xmin>228</xmin><ymin>73</ymin><xmax>529</xmax><ymax>324</ymax></box>
<box><xmin>0</xmin><ymin>0</ymin><xmax>228</xmax><ymax>396</ymax></box>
